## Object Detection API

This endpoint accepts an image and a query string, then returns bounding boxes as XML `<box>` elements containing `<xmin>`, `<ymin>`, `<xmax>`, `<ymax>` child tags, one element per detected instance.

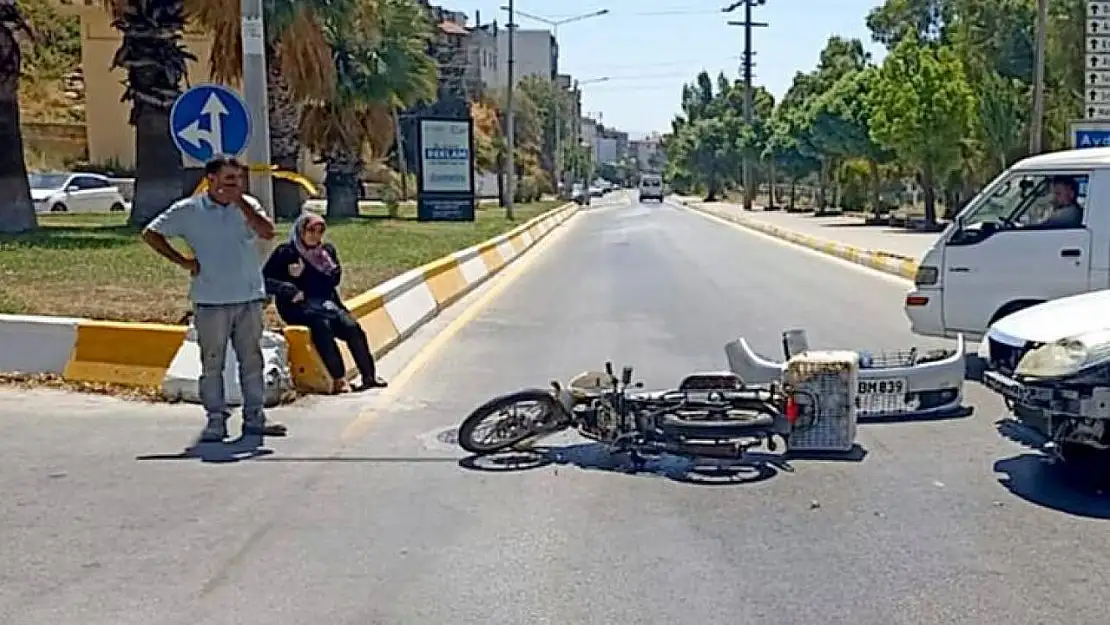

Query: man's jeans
<box><xmin>194</xmin><ymin>301</ymin><xmax>266</xmax><ymax>424</ymax></box>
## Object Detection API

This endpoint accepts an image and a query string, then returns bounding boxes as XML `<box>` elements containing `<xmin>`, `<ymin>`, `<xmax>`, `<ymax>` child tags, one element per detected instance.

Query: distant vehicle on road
<box><xmin>572</xmin><ymin>183</ymin><xmax>590</xmax><ymax>205</ymax></box>
<box><xmin>588</xmin><ymin>185</ymin><xmax>604</xmax><ymax>198</ymax></box>
<box><xmin>29</xmin><ymin>172</ymin><xmax>128</xmax><ymax>214</ymax></box>
<box><xmin>638</xmin><ymin>173</ymin><xmax>664</xmax><ymax>202</ymax></box>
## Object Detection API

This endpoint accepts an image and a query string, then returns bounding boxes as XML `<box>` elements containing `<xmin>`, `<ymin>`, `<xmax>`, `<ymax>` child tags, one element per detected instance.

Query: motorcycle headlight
<box><xmin>1015</xmin><ymin>330</ymin><xmax>1110</xmax><ymax>378</ymax></box>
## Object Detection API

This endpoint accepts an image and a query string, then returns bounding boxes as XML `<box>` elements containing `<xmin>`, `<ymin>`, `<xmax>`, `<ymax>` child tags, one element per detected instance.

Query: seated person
<box><xmin>1028</xmin><ymin>176</ymin><xmax>1083</xmax><ymax>228</ymax></box>
<box><xmin>263</xmin><ymin>212</ymin><xmax>387</xmax><ymax>393</ymax></box>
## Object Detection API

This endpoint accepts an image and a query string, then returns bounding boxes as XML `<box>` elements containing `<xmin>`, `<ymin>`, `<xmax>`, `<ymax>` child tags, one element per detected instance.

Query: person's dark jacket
<box><xmin>262</xmin><ymin>242</ymin><xmax>346</xmax><ymax>323</ymax></box>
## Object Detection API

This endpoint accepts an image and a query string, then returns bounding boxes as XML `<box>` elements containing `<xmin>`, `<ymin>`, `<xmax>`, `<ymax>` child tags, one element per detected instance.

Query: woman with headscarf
<box><xmin>263</xmin><ymin>212</ymin><xmax>387</xmax><ymax>393</ymax></box>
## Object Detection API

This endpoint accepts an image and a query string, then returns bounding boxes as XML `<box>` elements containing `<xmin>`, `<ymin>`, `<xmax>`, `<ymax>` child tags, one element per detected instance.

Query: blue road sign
<box><xmin>169</xmin><ymin>84</ymin><xmax>252</xmax><ymax>162</ymax></box>
<box><xmin>1074</xmin><ymin>129</ymin><xmax>1110</xmax><ymax>149</ymax></box>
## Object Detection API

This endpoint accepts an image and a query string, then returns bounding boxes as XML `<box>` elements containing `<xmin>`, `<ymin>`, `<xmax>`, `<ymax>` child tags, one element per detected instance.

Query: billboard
<box><xmin>416</xmin><ymin>117</ymin><xmax>476</xmax><ymax>221</ymax></box>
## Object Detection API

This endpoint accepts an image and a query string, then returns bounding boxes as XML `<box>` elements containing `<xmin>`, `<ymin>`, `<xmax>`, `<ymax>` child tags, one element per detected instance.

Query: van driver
<box><xmin>1028</xmin><ymin>176</ymin><xmax>1083</xmax><ymax>228</ymax></box>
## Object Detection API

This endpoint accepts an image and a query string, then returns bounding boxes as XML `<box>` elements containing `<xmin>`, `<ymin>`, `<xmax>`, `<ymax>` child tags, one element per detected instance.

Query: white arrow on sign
<box><xmin>177</xmin><ymin>93</ymin><xmax>230</xmax><ymax>155</ymax></box>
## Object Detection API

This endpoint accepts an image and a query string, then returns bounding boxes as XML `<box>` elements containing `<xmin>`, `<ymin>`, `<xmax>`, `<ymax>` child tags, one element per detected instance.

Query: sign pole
<box><xmin>240</xmin><ymin>0</ymin><xmax>274</xmax><ymax>233</ymax></box>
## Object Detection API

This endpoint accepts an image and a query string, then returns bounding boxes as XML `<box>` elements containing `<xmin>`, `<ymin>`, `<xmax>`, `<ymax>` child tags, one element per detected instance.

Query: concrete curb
<box><xmin>676</xmin><ymin>199</ymin><xmax>918</xmax><ymax>281</ymax></box>
<box><xmin>288</xmin><ymin>202</ymin><xmax>579</xmax><ymax>392</ymax></box>
<box><xmin>0</xmin><ymin>202</ymin><xmax>579</xmax><ymax>395</ymax></box>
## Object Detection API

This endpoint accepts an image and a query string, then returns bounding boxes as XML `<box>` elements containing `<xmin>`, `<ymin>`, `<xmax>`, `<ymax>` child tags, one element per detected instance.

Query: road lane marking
<box><xmin>338</xmin><ymin>212</ymin><xmax>583</xmax><ymax>443</ymax></box>
<box><xmin>672</xmin><ymin>201</ymin><xmax>913</xmax><ymax>288</ymax></box>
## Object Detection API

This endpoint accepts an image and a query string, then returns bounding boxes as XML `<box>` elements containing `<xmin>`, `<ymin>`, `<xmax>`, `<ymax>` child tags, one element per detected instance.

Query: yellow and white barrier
<box><xmin>285</xmin><ymin>202</ymin><xmax>579</xmax><ymax>391</ymax></box>
<box><xmin>0</xmin><ymin>202</ymin><xmax>578</xmax><ymax>394</ymax></box>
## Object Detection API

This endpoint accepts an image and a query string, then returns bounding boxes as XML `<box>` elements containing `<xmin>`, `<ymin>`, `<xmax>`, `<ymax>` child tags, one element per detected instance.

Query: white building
<box><xmin>466</xmin><ymin>24</ymin><xmax>499</xmax><ymax>92</ymax></box>
<box><xmin>631</xmin><ymin>134</ymin><xmax>665</xmax><ymax>171</ymax></box>
<box><xmin>495</xmin><ymin>28</ymin><xmax>558</xmax><ymax>88</ymax></box>
<box><xmin>595</xmin><ymin>137</ymin><xmax>618</xmax><ymax>164</ymax></box>
<box><xmin>580</xmin><ymin>117</ymin><xmax>599</xmax><ymax>153</ymax></box>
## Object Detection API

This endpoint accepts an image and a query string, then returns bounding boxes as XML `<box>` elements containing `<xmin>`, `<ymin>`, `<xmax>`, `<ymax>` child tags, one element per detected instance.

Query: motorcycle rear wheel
<box><xmin>457</xmin><ymin>389</ymin><xmax>563</xmax><ymax>455</ymax></box>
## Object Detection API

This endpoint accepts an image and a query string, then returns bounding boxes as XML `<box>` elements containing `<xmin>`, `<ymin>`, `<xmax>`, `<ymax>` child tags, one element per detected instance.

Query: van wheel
<box><xmin>50</xmin><ymin>202</ymin><xmax>67</xmax><ymax>213</ymax></box>
<box><xmin>109</xmin><ymin>202</ymin><xmax>126</xmax><ymax>212</ymax></box>
<box><xmin>989</xmin><ymin>300</ymin><xmax>1043</xmax><ymax>326</ymax></box>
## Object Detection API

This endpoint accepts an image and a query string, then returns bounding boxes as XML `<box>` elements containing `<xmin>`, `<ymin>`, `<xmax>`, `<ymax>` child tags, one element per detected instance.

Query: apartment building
<box><xmin>494</xmin><ymin>28</ymin><xmax>558</xmax><ymax>88</ymax></box>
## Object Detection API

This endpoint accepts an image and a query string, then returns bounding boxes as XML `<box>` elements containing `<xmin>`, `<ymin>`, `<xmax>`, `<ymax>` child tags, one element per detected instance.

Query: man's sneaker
<box><xmin>242</xmin><ymin>419</ymin><xmax>287</xmax><ymax>437</ymax></box>
<box><xmin>199</xmin><ymin>419</ymin><xmax>228</xmax><ymax>443</ymax></box>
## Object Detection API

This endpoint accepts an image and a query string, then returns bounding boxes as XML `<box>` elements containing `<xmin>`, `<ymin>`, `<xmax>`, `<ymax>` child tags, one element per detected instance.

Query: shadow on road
<box><xmin>458</xmin><ymin>442</ymin><xmax>868</xmax><ymax>486</ymax></box>
<box><xmin>993</xmin><ymin>420</ymin><xmax>1110</xmax><ymax>519</ymax></box>
<box><xmin>993</xmin><ymin>454</ymin><xmax>1110</xmax><ymax>519</ymax></box>
<box><xmin>136</xmin><ymin>434</ymin><xmax>273</xmax><ymax>464</ymax></box>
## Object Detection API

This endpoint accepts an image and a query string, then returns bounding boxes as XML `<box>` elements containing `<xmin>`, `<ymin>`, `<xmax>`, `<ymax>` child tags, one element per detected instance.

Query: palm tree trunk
<box><xmin>0</xmin><ymin>80</ymin><xmax>36</xmax><ymax>234</ymax></box>
<box><xmin>324</xmin><ymin>151</ymin><xmax>362</xmax><ymax>218</ymax></box>
<box><xmin>109</xmin><ymin>0</ymin><xmax>194</xmax><ymax>227</ymax></box>
<box><xmin>267</xmin><ymin>53</ymin><xmax>303</xmax><ymax>221</ymax></box>
<box><xmin>130</xmin><ymin>103</ymin><xmax>184</xmax><ymax>227</ymax></box>
<box><xmin>0</xmin><ymin>18</ymin><xmax>37</xmax><ymax>233</ymax></box>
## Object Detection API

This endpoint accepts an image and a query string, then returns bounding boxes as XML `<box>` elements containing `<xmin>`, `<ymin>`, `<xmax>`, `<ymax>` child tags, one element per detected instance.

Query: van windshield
<box><xmin>959</xmin><ymin>173</ymin><xmax>1088</xmax><ymax>229</ymax></box>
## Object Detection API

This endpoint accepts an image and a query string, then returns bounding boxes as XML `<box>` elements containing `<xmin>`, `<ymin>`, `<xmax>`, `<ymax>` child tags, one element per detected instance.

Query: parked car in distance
<box><xmin>29</xmin><ymin>172</ymin><xmax>128</xmax><ymax>214</ymax></box>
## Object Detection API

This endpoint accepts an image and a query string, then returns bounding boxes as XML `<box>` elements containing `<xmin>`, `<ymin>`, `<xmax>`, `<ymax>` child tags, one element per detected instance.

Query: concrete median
<box><xmin>0</xmin><ymin>202</ymin><xmax>579</xmax><ymax>397</ymax></box>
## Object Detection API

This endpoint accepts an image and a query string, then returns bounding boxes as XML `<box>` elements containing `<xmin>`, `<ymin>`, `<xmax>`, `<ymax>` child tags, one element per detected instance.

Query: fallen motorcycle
<box><xmin>456</xmin><ymin>342</ymin><xmax>863</xmax><ymax>466</ymax></box>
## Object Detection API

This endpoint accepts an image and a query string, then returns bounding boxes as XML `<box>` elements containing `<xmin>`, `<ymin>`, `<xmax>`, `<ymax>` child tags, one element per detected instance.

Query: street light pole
<box><xmin>500</xmin><ymin>6</ymin><xmax>609</xmax><ymax>199</ymax></box>
<box><xmin>1029</xmin><ymin>0</ymin><xmax>1048</xmax><ymax>154</ymax></box>
<box><xmin>240</xmin><ymin>0</ymin><xmax>273</xmax><ymax>226</ymax></box>
<box><xmin>505</xmin><ymin>0</ymin><xmax>516</xmax><ymax>219</ymax></box>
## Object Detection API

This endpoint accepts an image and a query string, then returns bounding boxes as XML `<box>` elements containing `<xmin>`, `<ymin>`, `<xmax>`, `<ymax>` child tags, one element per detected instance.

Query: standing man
<box><xmin>141</xmin><ymin>156</ymin><xmax>288</xmax><ymax>442</ymax></box>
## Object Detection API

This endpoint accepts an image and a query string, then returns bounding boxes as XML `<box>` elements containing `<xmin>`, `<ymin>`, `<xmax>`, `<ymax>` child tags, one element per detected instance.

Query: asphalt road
<box><xmin>2</xmin><ymin>194</ymin><xmax>1108</xmax><ymax>625</ymax></box>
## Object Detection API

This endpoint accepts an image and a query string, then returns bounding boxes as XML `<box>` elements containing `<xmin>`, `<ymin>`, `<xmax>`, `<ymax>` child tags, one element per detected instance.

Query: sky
<box><xmin>461</xmin><ymin>0</ymin><xmax>888</xmax><ymax>138</ymax></box>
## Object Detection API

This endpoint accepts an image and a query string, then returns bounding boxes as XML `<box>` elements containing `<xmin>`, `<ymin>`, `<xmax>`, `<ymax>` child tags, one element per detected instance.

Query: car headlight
<box><xmin>1015</xmin><ymin>329</ymin><xmax>1110</xmax><ymax>378</ymax></box>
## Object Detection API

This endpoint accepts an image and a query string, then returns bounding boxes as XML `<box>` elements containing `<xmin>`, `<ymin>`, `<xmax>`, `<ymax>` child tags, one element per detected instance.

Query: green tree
<box><xmin>807</xmin><ymin>67</ymin><xmax>892</xmax><ymax>215</ymax></box>
<box><xmin>517</xmin><ymin>75</ymin><xmax>573</xmax><ymax>187</ymax></box>
<box><xmin>191</xmin><ymin>0</ymin><xmax>341</xmax><ymax>219</ymax></box>
<box><xmin>299</xmin><ymin>0</ymin><xmax>438</xmax><ymax>217</ymax></box>
<box><xmin>868</xmin><ymin>35</ymin><xmax>974</xmax><ymax>227</ymax></box>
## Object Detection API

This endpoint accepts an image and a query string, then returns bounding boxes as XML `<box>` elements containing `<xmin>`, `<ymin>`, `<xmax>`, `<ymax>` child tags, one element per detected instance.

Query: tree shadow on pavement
<box><xmin>993</xmin><ymin>420</ymin><xmax>1110</xmax><ymax>519</ymax></box>
<box><xmin>458</xmin><ymin>442</ymin><xmax>868</xmax><ymax>486</ymax></box>
<box><xmin>136</xmin><ymin>434</ymin><xmax>274</xmax><ymax>464</ymax></box>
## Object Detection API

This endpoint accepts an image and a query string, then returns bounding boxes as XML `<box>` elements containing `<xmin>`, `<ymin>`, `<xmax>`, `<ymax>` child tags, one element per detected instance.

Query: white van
<box><xmin>638</xmin><ymin>174</ymin><xmax>664</xmax><ymax>202</ymax></box>
<box><xmin>905</xmin><ymin>147</ymin><xmax>1110</xmax><ymax>340</ymax></box>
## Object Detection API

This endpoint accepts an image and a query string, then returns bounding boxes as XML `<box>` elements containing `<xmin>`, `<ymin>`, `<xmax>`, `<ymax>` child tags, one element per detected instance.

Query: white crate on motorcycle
<box><xmin>784</xmin><ymin>350</ymin><xmax>858</xmax><ymax>452</ymax></box>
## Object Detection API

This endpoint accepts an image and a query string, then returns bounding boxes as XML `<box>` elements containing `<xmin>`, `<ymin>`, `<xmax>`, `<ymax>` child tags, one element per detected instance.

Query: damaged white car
<box><xmin>980</xmin><ymin>289</ymin><xmax>1110</xmax><ymax>474</ymax></box>
<box><xmin>727</xmin><ymin>329</ymin><xmax>967</xmax><ymax>420</ymax></box>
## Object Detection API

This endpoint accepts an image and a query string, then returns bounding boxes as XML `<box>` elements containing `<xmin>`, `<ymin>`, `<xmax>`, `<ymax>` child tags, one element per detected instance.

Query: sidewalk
<box><xmin>674</xmin><ymin>197</ymin><xmax>936</xmax><ymax>280</ymax></box>
<box><xmin>702</xmin><ymin>202</ymin><xmax>939</xmax><ymax>260</ymax></box>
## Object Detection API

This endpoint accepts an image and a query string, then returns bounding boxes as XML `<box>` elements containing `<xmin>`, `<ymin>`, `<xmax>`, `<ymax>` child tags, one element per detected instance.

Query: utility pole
<box><xmin>240</xmin><ymin>0</ymin><xmax>273</xmax><ymax>258</ymax></box>
<box><xmin>504</xmin><ymin>0</ymin><xmax>516</xmax><ymax>219</ymax></box>
<box><xmin>725</xmin><ymin>0</ymin><xmax>767</xmax><ymax>211</ymax></box>
<box><xmin>1029</xmin><ymin>0</ymin><xmax>1048</xmax><ymax>154</ymax></box>
<box><xmin>501</xmin><ymin>6</ymin><xmax>609</xmax><ymax>199</ymax></box>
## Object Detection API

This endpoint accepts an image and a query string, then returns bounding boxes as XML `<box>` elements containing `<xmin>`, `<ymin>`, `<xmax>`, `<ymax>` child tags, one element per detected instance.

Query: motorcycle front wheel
<box><xmin>457</xmin><ymin>389</ymin><xmax>565</xmax><ymax>455</ymax></box>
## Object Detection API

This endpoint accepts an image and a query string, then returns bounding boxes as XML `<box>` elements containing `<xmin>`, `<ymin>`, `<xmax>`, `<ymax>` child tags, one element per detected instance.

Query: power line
<box><xmin>532</xmin><ymin>7</ymin><xmax>727</xmax><ymax>19</ymax></box>
<box><xmin>597</xmin><ymin>55</ymin><xmax>741</xmax><ymax>70</ymax></box>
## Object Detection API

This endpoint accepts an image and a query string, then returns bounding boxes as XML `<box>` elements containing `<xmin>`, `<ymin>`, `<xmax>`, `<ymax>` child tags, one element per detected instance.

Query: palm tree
<box><xmin>105</xmin><ymin>0</ymin><xmax>195</xmax><ymax>227</ymax></box>
<box><xmin>301</xmin><ymin>0</ymin><xmax>437</xmax><ymax>218</ymax></box>
<box><xmin>188</xmin><ymin>0</ymin><xmax>336</xmax><ymax>219</ymax></box>
<box><xmin>0</xmin><ymin>0</ymin><xmax>37</xmax><ymax>233</ymax></box>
